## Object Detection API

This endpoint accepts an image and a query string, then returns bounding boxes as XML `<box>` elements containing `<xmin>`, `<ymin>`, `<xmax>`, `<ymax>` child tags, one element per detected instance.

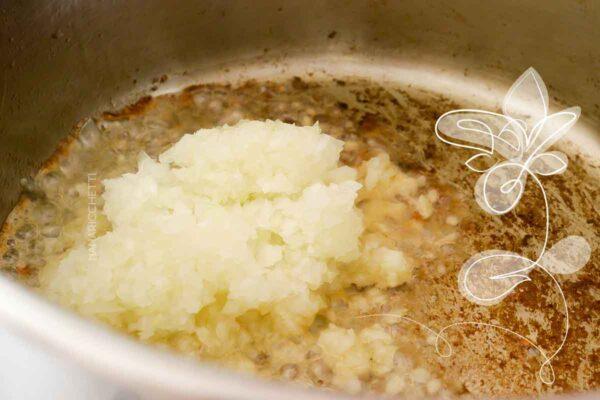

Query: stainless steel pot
<box><xmin>0</xmin><ymin>1</ymin><xmax>598</xmax><ymax>399</ymax></box>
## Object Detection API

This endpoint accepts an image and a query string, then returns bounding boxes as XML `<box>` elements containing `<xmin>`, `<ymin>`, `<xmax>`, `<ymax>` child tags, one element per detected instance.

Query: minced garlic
<box><xmin>41</xmin><ymin>121</ymin><xmax>365</xmax><ymax>344</ymax></box>
<box><xmin>39</xmin><ymin>120</ymin><xmax>441</xmax><ymax>393</ymax></box>
<box><xmin>317</xmin><ymin>323</ymin><xmax>396</xmax><ymax>393</ymax></box>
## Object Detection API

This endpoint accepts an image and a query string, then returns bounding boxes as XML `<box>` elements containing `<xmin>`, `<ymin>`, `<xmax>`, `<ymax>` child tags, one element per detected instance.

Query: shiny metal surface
<box><xmin>1</xmin><ymin>0</ymin><xmax>599</xmax><ymax>222</ymax></box>
<box><xmin>0</xmin><ymin>1</ymin><xmax>598</xmax><ymax>398</ymax></box>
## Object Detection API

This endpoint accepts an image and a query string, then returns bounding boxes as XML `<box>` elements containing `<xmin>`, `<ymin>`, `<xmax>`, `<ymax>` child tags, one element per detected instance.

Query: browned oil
<box><xmin>0</xmin><ymin>77</ymin><xmax>597</xmax><ymax>398</ymax></box>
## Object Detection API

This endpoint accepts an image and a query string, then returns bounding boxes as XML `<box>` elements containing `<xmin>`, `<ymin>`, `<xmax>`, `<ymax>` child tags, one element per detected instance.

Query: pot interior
<box><xmin>0</xmin><ymin>1</ymin><xmax>598</xmax><ymax>399</ymax></box>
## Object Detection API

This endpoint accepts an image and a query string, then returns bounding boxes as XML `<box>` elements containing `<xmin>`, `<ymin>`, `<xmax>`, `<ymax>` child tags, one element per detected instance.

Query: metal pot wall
<box><xmin>0</xmin><ymin>1</ymin><xmax>598</xmax><ymax>399</ymax></box>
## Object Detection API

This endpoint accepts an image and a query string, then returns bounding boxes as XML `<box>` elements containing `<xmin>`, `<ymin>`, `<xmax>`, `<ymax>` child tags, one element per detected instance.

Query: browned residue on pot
<box><xmin>0</xmin><ymin>77</ymin><xmax>597</xmax><ymax>398</ymax></box>
<box><xmin>101</xmin><ymin>95</ymin><xmax>155</xmax><ymax>121</ymax></box>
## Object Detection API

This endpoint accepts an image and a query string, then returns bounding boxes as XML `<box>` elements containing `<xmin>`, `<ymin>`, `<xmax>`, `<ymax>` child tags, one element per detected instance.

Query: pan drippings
<box><xmin>0</xmin><ymin>77</ymin><xmax>597</xmax><ymax>398</ymax></box>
